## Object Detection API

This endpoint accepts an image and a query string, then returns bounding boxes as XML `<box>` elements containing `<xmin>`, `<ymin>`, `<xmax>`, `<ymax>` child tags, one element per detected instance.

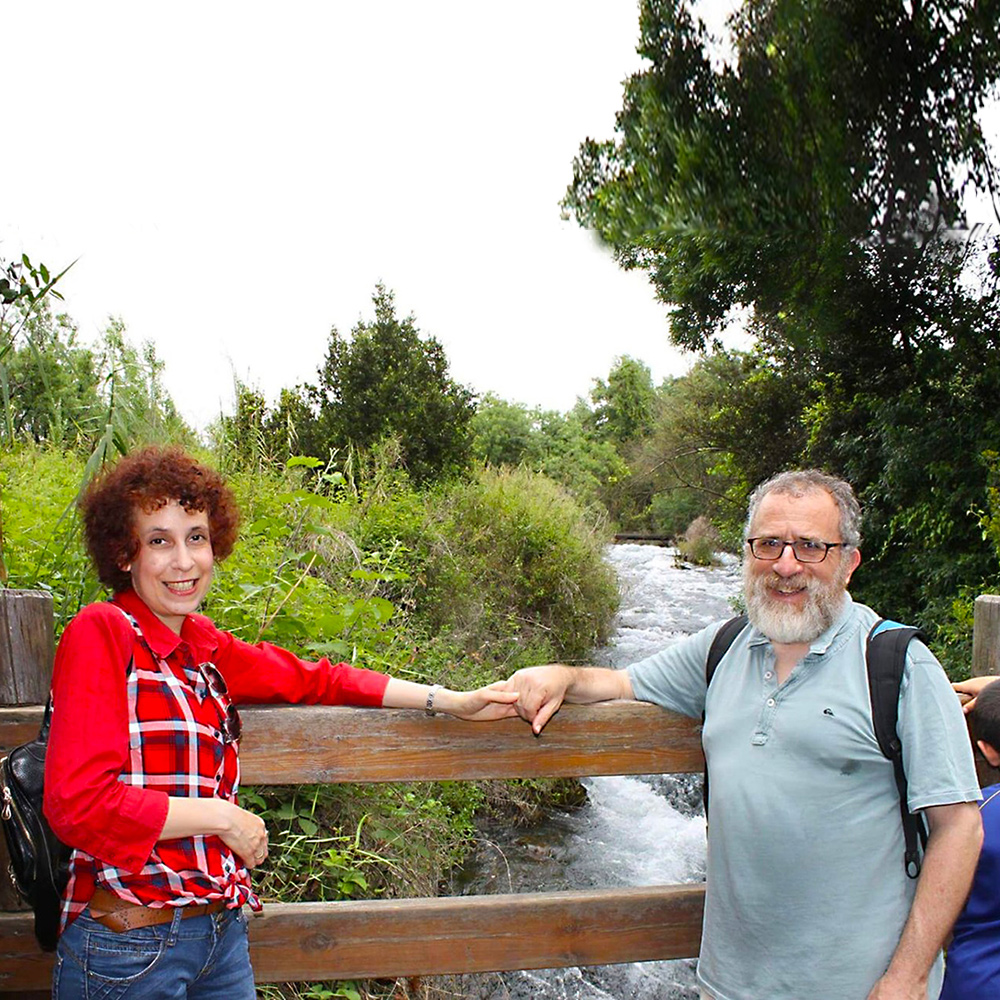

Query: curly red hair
<box><xmin>80</xmin><ymin>447</ymin><xmax>241</xmax><ymax>593</ymax></box>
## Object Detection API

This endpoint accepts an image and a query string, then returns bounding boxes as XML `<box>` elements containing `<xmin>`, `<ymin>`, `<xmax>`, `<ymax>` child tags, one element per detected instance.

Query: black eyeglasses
<box><xmin>200</xmin><ymin>662</ymin><xmax>242</xmax><ymax>745</ymax></box>
<box><xmin>746</xmin><ymin>538</ymin><xmax>845</xmax><ymax>564</ymax></box>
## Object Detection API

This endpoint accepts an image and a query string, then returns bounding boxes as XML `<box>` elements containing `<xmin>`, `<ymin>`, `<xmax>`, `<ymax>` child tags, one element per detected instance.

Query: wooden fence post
<box><xmin>972</xmin><ymin>594</ymin><xmax>1000</xmax><ymax>787</ymax></box>
<box><xmin>0</xmin><ymin>591</ymin><xmax>54</xmax><ymax>918</ymax></box>
<box><xmin>0</xmin><ymin>590</ymin><xmax>54</xmax><ymax>707</ymax></box>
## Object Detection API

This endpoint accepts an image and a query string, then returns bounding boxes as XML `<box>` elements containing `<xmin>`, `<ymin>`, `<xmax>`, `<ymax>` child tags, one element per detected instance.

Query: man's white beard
<box><xmin>743</xmin><ymin>560</ymin><xmax>850</xmax><ymax>644</ymax></box>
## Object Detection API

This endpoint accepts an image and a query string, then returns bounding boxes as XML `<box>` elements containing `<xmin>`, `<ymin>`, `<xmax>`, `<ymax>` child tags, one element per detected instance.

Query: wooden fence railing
<box><xmin>2</xmin><ymin>592</ymin><xmax>999</xmax><ymax>995</ymax></box>
<box><xmin>0</xmin><ymin>702</ymin><xmax>705</xmax><ymax>993</ymax></box>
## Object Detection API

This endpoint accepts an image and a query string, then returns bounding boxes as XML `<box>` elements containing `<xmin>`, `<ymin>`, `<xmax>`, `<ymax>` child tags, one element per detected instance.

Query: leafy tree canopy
<box><xmin>563</xmin><ymin>0</ymin><xmax>1000</xmax><ymax>357</ymax></box>
<box><xmin>308</xmin><ymin>284</ymin><xmax>475</xmax><ymax>485</ymax></box>
<box><xmin>589</xmin><ymin>355</ymin><xmax>657</xmax><ymax>444</ymax></box>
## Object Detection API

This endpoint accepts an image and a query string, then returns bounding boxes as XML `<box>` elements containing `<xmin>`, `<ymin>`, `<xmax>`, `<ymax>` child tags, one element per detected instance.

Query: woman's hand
<box><xmin>217</xmin><ymin>801</ymin><xmax>270</xmax><ymax>868</ymax></box>
<box><xmin>163</xmin><ymin>797</ymin><xmax>269</xmax><ymax>868</ymax></box>
<box><xmin>434</xmin><ymin>682</ymin><xmax>520</xmax><ymax>721</ymax></box>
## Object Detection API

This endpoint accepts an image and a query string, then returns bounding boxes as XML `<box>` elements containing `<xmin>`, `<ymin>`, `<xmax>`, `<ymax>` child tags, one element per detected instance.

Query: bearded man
<box><xmin>505</xmin><ymin>470</ymin><xmax>981</xmax><ymax>1000</ymax></box>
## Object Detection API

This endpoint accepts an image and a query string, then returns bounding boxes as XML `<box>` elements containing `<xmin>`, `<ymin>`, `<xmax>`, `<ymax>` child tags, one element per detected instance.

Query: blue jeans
<box><xmin>52</xmin><ymin>906</ymin><xmax>255</xmax><ymax>1000</ymax></box>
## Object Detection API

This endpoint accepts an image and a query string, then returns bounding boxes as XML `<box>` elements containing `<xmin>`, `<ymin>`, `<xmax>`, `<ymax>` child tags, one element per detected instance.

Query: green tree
<box><xmin>310</xmin><ymin>284</ymin><xmax>475</xmax><ymax>484</ymax></box>
<box><xmin>563</xmin><ymin>0</ymin><xmax>1000</xmax><ymax>359</ymax></box>
<box><xmin>2</xmin><ymin>305</ymin><xmax>103</xmax><ymax>447</ymax></box>
<box><xmin>563</xmin><ymin>0</ymin><xmax>1000</xmax><ymax>632</ymax></box>
<box><xmin>471</xmin><ymin>394</ymin><xmax>540</xmax><ymax>468</ymax></box>
<box><xmin>1</xmin><ymin>296</ymin><xmax>191</xmax><ymax>455</ymax></box>
<box><xmin>589</xmin><ymin>355</ymin><xmax>656</xmax><ymax>444</ymax></box>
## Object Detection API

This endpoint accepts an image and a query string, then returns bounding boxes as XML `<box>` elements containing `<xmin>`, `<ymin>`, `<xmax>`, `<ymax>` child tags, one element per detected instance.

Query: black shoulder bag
<box><xmin>1</xmin><ymin>697</ymin><xmax>71</xmax><ymax>951</ymax></box>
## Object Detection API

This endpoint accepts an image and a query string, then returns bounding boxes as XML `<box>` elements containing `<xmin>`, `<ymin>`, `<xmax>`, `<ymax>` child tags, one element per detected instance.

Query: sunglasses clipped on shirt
<box><xmin>199</xmin><ymin>662</ymin><xmax>242</xmax><ymax>744</ymax></box>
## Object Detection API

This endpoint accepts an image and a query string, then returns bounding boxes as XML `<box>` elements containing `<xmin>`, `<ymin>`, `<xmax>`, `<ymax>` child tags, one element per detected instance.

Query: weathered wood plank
<box><xmin>0</xmin><ymin>590</ymin><xmax>53</xmax><ymax>708</ymax></box>
<box><xmin>0</xmin><ymin>705</ymin><xmax>46</xmax><ymax>756</ymax></box>
<box><xmin>0</xmin><ymin>701</ymin><xmax>706</xmax><ymax>781</ymax></box>
<box><xmin>0</xmin><ymin>911</ymin><xmax>53</xmax><ymax>992</ymax></box>
<box><xmin>249</xmin><ymin>885</ymin><xmax>705</xmax><ymax>981</ymax></box>
<box><xmin>970</xmin><ymin>595</ymin><xmax>1000</xmax><ymax>786</ymax></box>
<box><xmin>0</xmin><ymin>886</ymin><xmax>705</xmax><ymax>990</ymax></box>
<box><xmin>972</xmin><ymin>594</ymin><xmax>1000</xmax><ymax>679</ymax></box>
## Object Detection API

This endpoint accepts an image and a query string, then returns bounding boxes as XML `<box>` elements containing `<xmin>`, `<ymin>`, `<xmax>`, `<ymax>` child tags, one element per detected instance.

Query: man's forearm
<box><xmin>563</xmin><ymin>665</ymin><xmax>634</xmax><ymax>703</ymax></box>
<box><xmin>869</xmin><ymin>801</ymin><xmax>982</xmax><ymax>998</ymax></box>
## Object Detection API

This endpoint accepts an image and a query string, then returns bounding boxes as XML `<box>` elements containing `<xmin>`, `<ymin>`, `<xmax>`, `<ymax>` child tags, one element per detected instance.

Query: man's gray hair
<box><xmin>744</xmin><ymin>470</ymin><xmax>862</xmax><ymax>549</ymax></box>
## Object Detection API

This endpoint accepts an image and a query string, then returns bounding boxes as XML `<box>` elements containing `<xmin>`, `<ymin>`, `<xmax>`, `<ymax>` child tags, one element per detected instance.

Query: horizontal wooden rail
<box><xmin>0</xmin><ymin>701</ymin><xmax>706</xmax><ymax>782</ymax></box>
<box><xmin>0</xmin><ymin>702</ymin><xmax>706</xmax><ymax>992</ymax></box>
<box><xmin>0</xmin><ymin>884</ymin><xmax>706</xmax><ymax>990</ymax></box>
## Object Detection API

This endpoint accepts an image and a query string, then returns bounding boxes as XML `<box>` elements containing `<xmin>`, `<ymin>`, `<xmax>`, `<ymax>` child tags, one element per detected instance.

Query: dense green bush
<box><xmin>935</xmin><ymin>452</ymin><xmax>1000</xmax><ymax>679</ymax></box>
<box><xmin>675</xmin><ymin>515</ymin><xmax>721</xmax><ymax>568</ymax></box>
<box><xmin>0</xmin><ymin>443</ymin><xmax>99</xmax><ymax>629</ymax></box>
<box><xmin>419</xmin><ymin>467</ymin><xmax>618</xmax><ymax>666</ymax></box>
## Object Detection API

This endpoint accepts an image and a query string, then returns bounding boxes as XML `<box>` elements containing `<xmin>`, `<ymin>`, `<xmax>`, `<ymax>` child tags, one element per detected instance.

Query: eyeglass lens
<box><xmin>750</xmin><ymin>539</ymin><xmax>830</xmax><ymax>562</ymax></box>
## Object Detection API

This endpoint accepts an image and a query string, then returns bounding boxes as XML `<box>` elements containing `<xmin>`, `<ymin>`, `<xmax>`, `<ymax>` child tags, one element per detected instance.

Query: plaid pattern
<box><xmin>61</xmin><ymin>609</ymin><xmax>259</xmax><ymax>926</ymax></box>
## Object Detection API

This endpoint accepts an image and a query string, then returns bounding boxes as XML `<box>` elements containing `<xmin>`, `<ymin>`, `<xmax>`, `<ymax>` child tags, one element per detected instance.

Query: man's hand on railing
<box><xmin>504</xmin><ymin>665</ymin><xmax>634</xmax><ymax>735</ymax></box>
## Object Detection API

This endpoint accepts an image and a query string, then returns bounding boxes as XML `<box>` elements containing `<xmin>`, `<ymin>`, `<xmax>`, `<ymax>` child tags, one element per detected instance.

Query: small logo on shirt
<box><xmin>823</xmin><ymin>708</ymin><xmax>835</xmax><ymax>717</ymax></box>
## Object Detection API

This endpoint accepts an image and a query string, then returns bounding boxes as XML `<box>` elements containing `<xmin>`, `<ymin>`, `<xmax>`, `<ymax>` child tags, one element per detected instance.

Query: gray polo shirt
<box><xmin>627</xmin><ymin>598</ymin><xmax>980</xmax><ymax>1000</ymax></box>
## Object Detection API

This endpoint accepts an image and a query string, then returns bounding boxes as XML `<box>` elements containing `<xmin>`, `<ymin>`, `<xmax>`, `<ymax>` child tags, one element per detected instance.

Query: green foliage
<box><xmin>646</xmin><ymin>487</ymin><xmax>706</xmax><ymax>540</ymax></box>
<box><xmin>558</xmin><ymin>0</ymin><xmax>1000</xmax><ymax>645</ymax></box>
<box><xmin>976</xmin><ymin>451</ymin><xmax>1000</xmax><ymax>569</ymax></box>
<box><xmin>418</xmin><ymin>467</ymin><xmax>619</xmax><ymax>664</ymax></box>
<box><xmin>0</xmin><ymin>306</ymin><xmax>104</xmax><ymax>448</ymax></box>
<box><xmin>241</xmin><ymin>780</ymin><xmax>475</xmax><ymax>906</ymax></box>
<box><xmin>206</xmin><ymin>465</ymin><xmax>407</xmax><ymax>672</ymax></box>
<box><xmin>563</xmin><ymin>0</ymin><xmax>999</xmax><ymax>354</ymax></box>
<box><xmin>589</xmin><ymin>355</ymin><xmax>656</xmax><ymax>444</ymax></box>
<box><xmin>0</xmin><ymin>252</ymin><xmax>73</xmax><ymax>437</ymax></box>
<box><xmin>470</xmin><ymin>393</ymin><xmax>541</xmax><ymax>467</ymax></box>
<box><xmin>936</xmin><ymin>452</ymin><xmax>1000</xmax><ymax>678</ymax></box>
<box><xmin>0</xmin><ymin>443</ymin><xmax>99</xmax><ymax>623</ymax></box>
<box><xmin>675</xmin><ymin>515</ymin><xmax>720</xmax><ymax>567</ymax></box>
<box><xmin>307</xmin><ymin>284</ymin><xmax>475</xmax><ymax>484</ymax></box>
<box><xmin>2</xmin><ymin>277</ymin><xmax>189</xmax><ymax>456</ymax></box>
<box><xmin>530</xmin><ymin>402</ymin><xmax>630</xmax><ymax>515</ymax></box>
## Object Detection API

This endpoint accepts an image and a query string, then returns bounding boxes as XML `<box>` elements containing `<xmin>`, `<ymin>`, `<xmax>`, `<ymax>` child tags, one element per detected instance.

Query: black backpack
<box><xmin>0</xmin><ymin>697</ymin><xmax>71</xmax><ymax>951</ymax></box>
<box><xmin>703</xmin><ymin>615</ymin><xmax>929</xmax><ymax>879</ymax></box>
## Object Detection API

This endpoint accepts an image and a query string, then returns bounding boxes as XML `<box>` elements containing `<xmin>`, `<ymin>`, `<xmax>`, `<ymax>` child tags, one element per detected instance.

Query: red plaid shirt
<box><xmin>44</xmin><ymin>588</ymin><xmax>389</xmax><ymax>929</ymax></box>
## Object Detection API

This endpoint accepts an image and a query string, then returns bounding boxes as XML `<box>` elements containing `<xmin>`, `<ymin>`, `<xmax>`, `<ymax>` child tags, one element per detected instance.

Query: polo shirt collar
<box><xmin>746</xmin><ymin>592</ymin><xmax>855</xmax><ymax>656</ymax></box>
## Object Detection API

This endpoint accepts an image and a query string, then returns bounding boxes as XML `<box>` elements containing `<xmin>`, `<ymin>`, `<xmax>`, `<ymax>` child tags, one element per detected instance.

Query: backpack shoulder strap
<box><xmin>706</xmin><ymin>614</ymin><xmax>750</xmax><ymax>689</ymax></box>
<box><xmin>703</xmin><ymin>614</ymin><xmax>749</xmax><ymax>819</ymax></box>
<box><xmin>866</xmin><ymin>618</ymin><xmax>929</xmax><ymax>879</ymax></box>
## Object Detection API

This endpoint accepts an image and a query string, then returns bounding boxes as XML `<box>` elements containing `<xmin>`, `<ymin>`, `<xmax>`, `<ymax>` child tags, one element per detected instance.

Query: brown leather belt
<box><xmin>88</xmin><ymin>886</ymin><xmax>228</xmax><ymax>933</ymax></box>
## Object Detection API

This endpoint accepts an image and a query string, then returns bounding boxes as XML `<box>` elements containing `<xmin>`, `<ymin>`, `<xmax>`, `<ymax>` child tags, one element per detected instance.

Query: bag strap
<box><xmin>703</xmin><ymin>614</ymin><xmax>750</xmax><ymax>818</ymax></box>
<box><xmin>866</xmin><ymin>618</ymin><xmax>929</xmax><ymax>879</ymax></box>
<box><xmin>706</xmin><ymin>614</ymin><xmax>749</xmax><ymax>689</ymax></box>
<box><xmin>39</xmin><ymin>695</ymin><xmax>54</xmax><ymax>741</ymax></box>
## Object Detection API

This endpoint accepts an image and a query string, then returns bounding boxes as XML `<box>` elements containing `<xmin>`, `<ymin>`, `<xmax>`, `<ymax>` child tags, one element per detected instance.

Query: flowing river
<box><xmin>454</xmin><ymin>543</ymin><xmax>741</xmax><ymax>1000</ymax></box>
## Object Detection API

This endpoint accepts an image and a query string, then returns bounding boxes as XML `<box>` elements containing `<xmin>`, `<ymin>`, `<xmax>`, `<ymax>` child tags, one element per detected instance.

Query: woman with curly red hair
<box><xmin>43</xmin><ymin>446</ymin><xmax>517</xmax><ymax>999</ymax></box>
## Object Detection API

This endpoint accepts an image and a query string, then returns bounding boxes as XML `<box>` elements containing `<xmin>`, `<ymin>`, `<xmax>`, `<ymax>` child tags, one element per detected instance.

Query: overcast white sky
<box><xmin>2</xmin><ymin>2</ymin><xmax>995</xmax><ymax>432</ymax></box>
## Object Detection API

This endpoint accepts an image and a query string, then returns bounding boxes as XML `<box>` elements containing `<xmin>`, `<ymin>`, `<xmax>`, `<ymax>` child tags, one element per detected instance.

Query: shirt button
<box><xmin>764</xmin><ymin>671</ymin><xmax>773</xmax><ymax>680</ymax></box>
<box><xmin>766</xmin><ymin>698</ymin><xmax>776</xmax><ymax>707</ymax></box>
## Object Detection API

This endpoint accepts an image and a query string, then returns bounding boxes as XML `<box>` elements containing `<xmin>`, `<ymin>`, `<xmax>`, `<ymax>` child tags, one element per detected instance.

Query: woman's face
<box><xmin>123</xmin><ymin>500</ymin><xmax>215</xmax><ymax>633</ymax></box>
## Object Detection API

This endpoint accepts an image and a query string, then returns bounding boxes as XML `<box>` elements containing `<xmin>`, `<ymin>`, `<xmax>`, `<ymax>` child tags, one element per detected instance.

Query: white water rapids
<box><xmin>455</xmin><ymin>543</ymin><xmax>741</xmax><ymax>1000</ymax></box>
